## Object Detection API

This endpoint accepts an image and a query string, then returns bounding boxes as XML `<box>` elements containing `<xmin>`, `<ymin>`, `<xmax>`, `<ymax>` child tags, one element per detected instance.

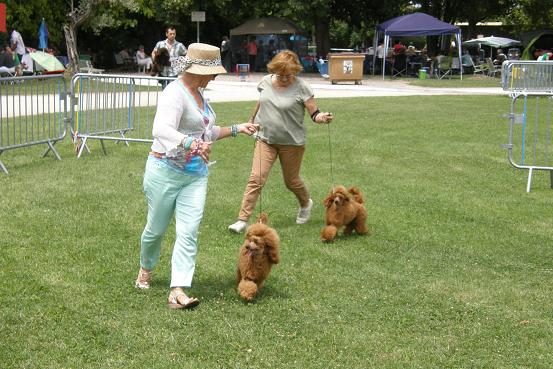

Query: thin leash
<box><xmin>326</xmin><ymin>121</ymin><xmax>336</xmax><ymax>193</ymax></box>
<box><xmin>253</xmin><ymin>129</ymin><xmax>264</xmax><ymax>220</ymax></box>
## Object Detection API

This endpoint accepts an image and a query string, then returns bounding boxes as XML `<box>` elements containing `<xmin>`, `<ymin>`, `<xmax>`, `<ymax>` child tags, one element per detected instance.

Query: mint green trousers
<box><xmin>140</xmin><ymin>157</ymin><xmax>207</xmax><ymax>288</ymax></box>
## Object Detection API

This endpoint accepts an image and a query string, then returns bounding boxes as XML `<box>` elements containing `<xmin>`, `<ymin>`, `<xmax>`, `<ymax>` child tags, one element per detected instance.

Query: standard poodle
<box><xmin>321</xmin><ymin>185</ymin><xmax>369</xmax><ymax>242</ymax></box>
<box><xmin>236</xmin><ymin>213</ymin><xmax>280</xmax><ymax>301</ymax></box>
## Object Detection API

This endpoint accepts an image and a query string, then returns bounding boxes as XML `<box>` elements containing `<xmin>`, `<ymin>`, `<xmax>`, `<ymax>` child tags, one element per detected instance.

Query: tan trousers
<box><xmin>238</xmin><ymin>140</ymin><xmax>310</xmax><ymax>221</ymax></box>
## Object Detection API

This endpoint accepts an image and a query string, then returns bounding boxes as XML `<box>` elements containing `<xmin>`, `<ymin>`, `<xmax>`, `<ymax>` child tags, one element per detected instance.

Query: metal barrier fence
<box><xmin>71</xmin><ymin>74</ymin><xmax>175</xmax><ymax>158</ymax></box>
<box><xmin>502</xmin><ymin>60</ymin><xmax>553</xmax><ymax>94</ymax></box>
<box><xmin>0</xmin><ymin>74</ymin><xmax>68</xmax><ymax>174</ymax></box>
<box><xmin>501</xmin><ymin>61</ymin><xmax>553</xmax><ymax>192</ymax></box>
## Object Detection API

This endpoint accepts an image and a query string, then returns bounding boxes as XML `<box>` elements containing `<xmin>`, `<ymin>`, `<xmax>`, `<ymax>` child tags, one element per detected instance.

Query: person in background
<box><xmin>405</xmin><ymin>42</ymin><xmax>416</xmax><ymax>56</ymax></box>
<box><xmin>118</xmin><ymin>48</ymin><xmax>133</xmax><ymax>64</ymax></box>
<box><xmin>256</xmin><ymin>39</ymin><xmax>266</xmax><ymax>72</ymax></box>
<box><xmin>10</xmin><ymin>29</ymin><xmax>26</xmax><ymax>62</ymax></box>
<box><xmin>494</xmin><ymin>48</ymin><xmax>507</xmax><ymax>65</ymax></box>
<box><xmin>136</xmin><ymin>45</ymin><xmax>153</xmax><ymax>71</ymax></box>
<box><xmin>376</xmin><ymin>42</ymin><xmax>385</xmax><ymax>73</ymax></box>
<box><xmin>537</xmin><ymin>50</ymin><xmax>552</xmax><ymax>61</ymax></box>
<box><xmin>0</xmin><ymin>45</ymin><xmax>16</xmax><ymax>75</ymax></box>
<box><xmin>228</xmin><ymin>50</ymin><xmax>333</xmax><ymax>233</ymax></box>
<box><xmin>266</xmin><ymin>39</ymin><xmax>277</xmax><ymax>61</ymax></box>
<box><xmin>220</xmin><ymin>36</ymin><xmax>231</xmax><ymax>72</ymax></box>
<box><xmin>246</xmin><ymin>37</ymin><xmax>257</xmax><ymax>72</ymax></box>
<box><xmin>134</xmin><ymin>43</ymin><xmax>258</xmax><ymax>309</ymax></box>
<box><xmin>152</xmin><ymin>26</ymin><xmax>188</xmax><ymax>88</ymax></box>
<box><xmin>393</xmin><ymin>40</ymin><xmax>405</xmax><ymax>55</ymax></box>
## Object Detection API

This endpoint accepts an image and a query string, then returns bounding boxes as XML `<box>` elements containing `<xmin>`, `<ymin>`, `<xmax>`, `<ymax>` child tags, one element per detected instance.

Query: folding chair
<box><xmin>438</xmin><ymin>56</ymin><xmax>452</xmax><ymax>79</ymax></box>
<box><xmin>461</xmin><ymin>54</ymin><xmax>487</xmax><ymax>75</ymax></box>
<box><xmin>451</xmin><ymin>57</ymin><xmax>461</xmax><ymax>75</ymax></box>
<box><xmin>79</xmin><ymin>55</ymin><xmax>105</xmax><ymax>74</ymax></box>
<box><xmin>0</xmin><ymin>66</ymin><xmax>16</xmax><ymax>77</ymax></box>
<box><xmin>392</xmin><ymin>54</ymin><xmax>407</xmax><ymax>77</ymax></box>
<box><xmin>486</xmin><ymin>58</ymin><xmax>501</xmax><ymax>77</ymax></box>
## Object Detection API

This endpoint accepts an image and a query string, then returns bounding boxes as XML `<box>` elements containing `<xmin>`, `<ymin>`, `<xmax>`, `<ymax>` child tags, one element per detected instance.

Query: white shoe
<box><xmin>296</xmin><ymin>198</ymin><xmax>313</xmax><ymax>224</ymax></box>
<box><xmin>228</xmin><ymin>220</ymin><xmax>247</xmax><ymax>233</ymax></box>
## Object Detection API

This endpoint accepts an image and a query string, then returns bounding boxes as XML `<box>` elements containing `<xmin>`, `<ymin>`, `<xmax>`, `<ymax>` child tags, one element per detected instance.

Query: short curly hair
<box><xmin>267</xmin><ymin>50</ymin><xmax>303</xmax><ymax>75</ymax></box>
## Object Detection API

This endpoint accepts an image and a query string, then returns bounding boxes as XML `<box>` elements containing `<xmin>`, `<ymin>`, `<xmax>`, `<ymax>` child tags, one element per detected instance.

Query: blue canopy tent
<box><xmin>373</xmin><ymin>12</ymin><xmax>462</xmax><ymax>79</ymax></box>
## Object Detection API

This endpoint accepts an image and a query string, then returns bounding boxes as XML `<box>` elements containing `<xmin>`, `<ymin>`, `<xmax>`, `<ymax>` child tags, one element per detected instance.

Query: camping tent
<box><xmin>373</xmin><ymin>12</ymin><xmax>462</xmax><ymax>79</ymax></box>
<box><xmin>520</xmin><ymin>30</ymin><xmax>553</xmax><ymax>60</ymax></box>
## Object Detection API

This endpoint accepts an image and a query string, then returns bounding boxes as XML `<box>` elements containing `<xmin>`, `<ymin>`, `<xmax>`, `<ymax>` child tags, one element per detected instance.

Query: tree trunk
<box><xmin>63</xmin><ymin>0</ymin><xmax>97</xmax><ymax>75</ymax></box>
<box><xmin>63</xmin><ymin>23</ymin><xmax>80</xmax><ymax>74</ymax></box>
<box><xmin>315</xmin><ymin>17</ymin><xmax>330</xmax><ymax>58</ymax></box>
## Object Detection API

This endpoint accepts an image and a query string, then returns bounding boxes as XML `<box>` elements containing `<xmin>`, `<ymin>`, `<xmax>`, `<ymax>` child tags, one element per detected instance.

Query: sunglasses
<box><xmin>275</xmin><ymin>74</ymin><xmax>294</xmax><ymax>80</ymax></box>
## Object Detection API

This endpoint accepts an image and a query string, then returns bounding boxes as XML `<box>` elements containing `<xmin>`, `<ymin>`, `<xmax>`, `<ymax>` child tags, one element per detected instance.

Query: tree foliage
<box><xmin>4</xmin><ymin>0</ymin><xmax>553</xmax><ymax>71</ymax></box>
<box><xmin>507</xmin><ymin>0</ymin><xmax>553</xmax><ymax>31</ymax></box>
<box><xmin>5</xmin><ymin>0</ymin><xmax>68</xmax><ymax>47</ymax></box>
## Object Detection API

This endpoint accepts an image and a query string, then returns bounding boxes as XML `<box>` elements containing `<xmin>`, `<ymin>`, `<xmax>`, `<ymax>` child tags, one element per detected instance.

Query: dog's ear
<box><xmin>323</xmin><ymin>190</ymin><xmax>334</xmax><ymax>208</ymax></box>
<box><xmin>264</xmin><ymin>229</ymin><xmax>280</xmax><ymax>264</ymax></box>
<box><xmin>348</xmin><ymin>187</ymin><xmax>365</xmax><ymax>204</ymax></box>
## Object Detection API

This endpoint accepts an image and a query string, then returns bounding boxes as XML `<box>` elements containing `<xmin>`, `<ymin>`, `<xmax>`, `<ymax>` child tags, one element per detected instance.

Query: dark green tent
<box><xmin>521</xmin><ymin>30</ymin><xmax>553</xmax><ymax>60</ymax></box>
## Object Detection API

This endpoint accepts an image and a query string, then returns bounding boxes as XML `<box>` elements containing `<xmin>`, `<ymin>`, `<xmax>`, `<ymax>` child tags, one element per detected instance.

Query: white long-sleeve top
<box><xmin>151</xmin><ymin>79</ymin><xmax>221</xmax><ymax>157</ymax></box>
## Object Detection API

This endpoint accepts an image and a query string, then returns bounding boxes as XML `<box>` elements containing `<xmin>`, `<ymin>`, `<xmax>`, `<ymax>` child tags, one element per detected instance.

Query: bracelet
<box><xmin>183</xmin><ymin>136</ymin><xmax>194</xmax><ymax>150</ymax></box>
<box><xmin>231</xmin><ymin>124</ymin><xmax>238</xmax><ymax>137</ymax></box>
<box><xmin>310</xmin><ymin>109</ymin><xmax>321</xmax><ymax>122</ymax></box>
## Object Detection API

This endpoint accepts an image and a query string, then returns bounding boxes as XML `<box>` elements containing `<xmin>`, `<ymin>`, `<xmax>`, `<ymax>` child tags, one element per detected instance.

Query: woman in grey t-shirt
<box><xmin>229</xmin><ymin>50</ymin><xmax>333</xmax><ymax>233</ymax></box>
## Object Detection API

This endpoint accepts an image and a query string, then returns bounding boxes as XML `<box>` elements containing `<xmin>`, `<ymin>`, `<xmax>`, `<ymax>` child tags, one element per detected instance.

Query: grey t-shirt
<box><xmin>255</xmin><ymin>75</ymin><xmax>314</xmax><ymax>146</ymax></box>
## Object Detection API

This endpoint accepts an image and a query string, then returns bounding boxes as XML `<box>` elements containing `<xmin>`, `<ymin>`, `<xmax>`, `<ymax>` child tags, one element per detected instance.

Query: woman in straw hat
<box><xmin>135</xmin><ymin>43</ymin><xmax>258</xmax><ymax>309</ymax></box>
<box><xmin>228</xmin><ymin>49</ymin><xmax>333</xmax><ymax>233</ymax></box>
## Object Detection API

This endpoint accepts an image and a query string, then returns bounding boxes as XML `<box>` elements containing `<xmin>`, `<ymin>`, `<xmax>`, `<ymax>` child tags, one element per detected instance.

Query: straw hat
<box><xmin>171</xmin><ymin>43</ymin><xmax>227</xmax><ymax>75</ymax></box>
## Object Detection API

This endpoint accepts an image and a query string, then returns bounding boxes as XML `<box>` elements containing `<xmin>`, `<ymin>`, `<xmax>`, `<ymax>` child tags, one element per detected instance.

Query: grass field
<box><xmin>1</xmin><ymin>95</ymin><xmax>552</xmax><ymax>368</ymax></box>
<box><xmin>408</xmin><ymin>74</ymin><xmax>502</xmax><ymax>88</ymax></box>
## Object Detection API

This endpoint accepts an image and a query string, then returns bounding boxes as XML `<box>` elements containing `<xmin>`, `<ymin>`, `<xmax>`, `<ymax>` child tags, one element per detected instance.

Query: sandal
<box><xmin>167</xmin><ymin>290</ymin><xmax>200</xmax><ymax>310</ymax></box>
<box><xmin>135</xmin><ymin>268</ymin><xmax>152</xmax><ymax>289</ymax></box>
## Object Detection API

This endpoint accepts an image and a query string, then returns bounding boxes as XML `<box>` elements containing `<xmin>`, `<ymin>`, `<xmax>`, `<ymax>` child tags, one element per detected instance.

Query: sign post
<box><xmin>191</xmin><ymin>11</ymin><xmax>205</xmax><ymax>43</ymax></box>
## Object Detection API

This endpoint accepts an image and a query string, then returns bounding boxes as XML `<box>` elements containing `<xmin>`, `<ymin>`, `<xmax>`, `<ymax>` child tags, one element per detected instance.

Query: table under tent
<box><xmin>373</xmin><ymin>12</ymin><xmax>462</xmax><ymax>79</ymax></box>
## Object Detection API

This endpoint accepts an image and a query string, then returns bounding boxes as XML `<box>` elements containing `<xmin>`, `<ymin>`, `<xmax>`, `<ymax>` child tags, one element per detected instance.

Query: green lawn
<box><xmin>408</xmin><ymin>74</ymin><xmax>502</xmax><ymax>88</ymax></box>
<box><xmin>359</xmin><ymin>74</ymin><xmax>501</xmax><ymax>88</ymax></box>
<box><xmin>1</xmin><ymin>95</ymin><xmax>552</xmax><ymax>368</ymax></box>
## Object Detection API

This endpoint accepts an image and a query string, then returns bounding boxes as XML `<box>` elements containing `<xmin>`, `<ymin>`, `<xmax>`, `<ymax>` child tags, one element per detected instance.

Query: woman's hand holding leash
<box><xmin>311</xmin><ymin>109</ymin><xmax>333</xmax><ymax>124</ymax></box>
<box><xmin>318</xmin><ymin>112</ymin><xmax>333</xmax><ymax>124</ymax></box>
<box><xmin>238</xmin><ymin>123</ymin><xmax>259</xmax><ymax>135</ymax></box>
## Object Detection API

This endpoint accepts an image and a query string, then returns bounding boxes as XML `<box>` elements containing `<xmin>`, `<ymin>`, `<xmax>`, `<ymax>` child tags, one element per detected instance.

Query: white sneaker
<box><xmin>228</xmin><ymin>220</ymin><xmax>247</xmax><ymax>233</ymax></box>
<box><xmin>296</xmin><ymin>198</ymin><xmax>313</xmax><ymax>224</ymax></box>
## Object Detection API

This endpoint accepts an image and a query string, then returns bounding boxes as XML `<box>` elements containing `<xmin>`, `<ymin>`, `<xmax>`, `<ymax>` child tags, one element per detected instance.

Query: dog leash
<box><xmin>326</xmin><ymin>121</ymin><xmax>336</xmax><ymax>193</ymax></box>
<box><xmin>253</xmin><ymin>130</ymin><xmax>264</xmax><ymax>220</ymax></box>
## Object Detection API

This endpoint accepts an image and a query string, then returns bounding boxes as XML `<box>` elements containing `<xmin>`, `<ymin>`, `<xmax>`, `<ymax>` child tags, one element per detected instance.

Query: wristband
<box><xmin>231</xmin><ymin>124</ymin><xmax>238</xmax><ymax>137</ymax></box>
<box><xmin>310</xmin><ymin>109</ymin><xmax>321</xmax><ymax>122</ymax></box>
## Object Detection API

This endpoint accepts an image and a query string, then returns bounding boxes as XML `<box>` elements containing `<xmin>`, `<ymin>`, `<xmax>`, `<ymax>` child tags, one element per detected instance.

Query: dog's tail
<box><xmin>348</xmin><ymin>187</ymin><xmax>365</xmax><ymax>204</ymax></box>
<box><xmin>257</xmin><ymin>212</ymin><xmax>269</xmax><ymax>225</ymax></box>
<box><xmin>238</xmin><ymin>280</ymin><xmax>258</xmax><ymax>301</ymax></box>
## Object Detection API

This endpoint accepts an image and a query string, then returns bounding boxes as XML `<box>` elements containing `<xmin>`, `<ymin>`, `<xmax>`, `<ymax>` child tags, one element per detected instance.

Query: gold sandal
<box><xmin>167</xmin><ymin>289</ymin><xmax>200</xmax><ymax>310</ymax></box>
<box><xmin>135</xmin><ymin>268</ymin><xmax>152</xmax><ymax>289</ymax></box>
